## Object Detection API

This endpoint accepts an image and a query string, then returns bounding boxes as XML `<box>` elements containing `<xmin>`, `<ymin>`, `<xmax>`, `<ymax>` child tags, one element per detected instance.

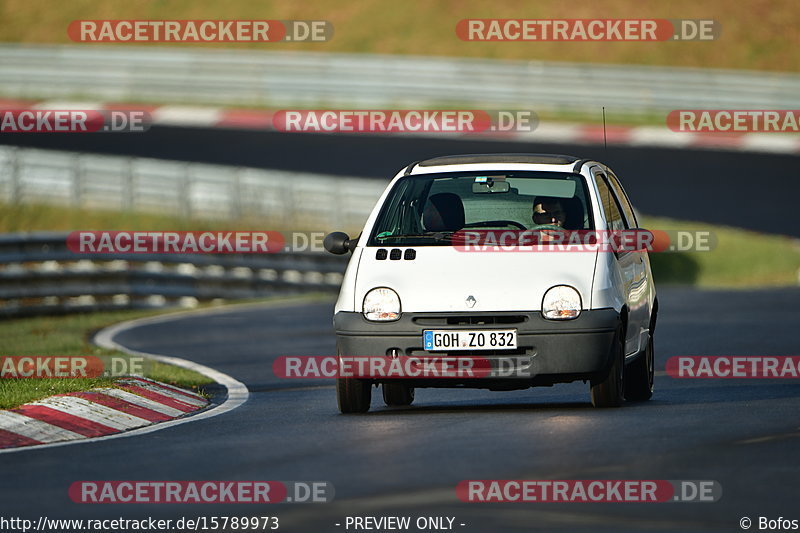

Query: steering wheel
<box><xmin>529</xmin><ymin>224</ymin><xmax>568</xmax><ymax>232</ymax></box>
<box><xmin>464</xmin><ymin>220</ymin><xmax>527</xmax><ymax>230</ymax></box>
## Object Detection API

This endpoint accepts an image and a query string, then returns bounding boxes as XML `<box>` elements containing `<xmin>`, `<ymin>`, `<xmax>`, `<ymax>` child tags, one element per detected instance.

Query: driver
<box><xmin>531</xmin><ymin>196</ymin><xmax>567</xmax><ymax>228</ymax></box>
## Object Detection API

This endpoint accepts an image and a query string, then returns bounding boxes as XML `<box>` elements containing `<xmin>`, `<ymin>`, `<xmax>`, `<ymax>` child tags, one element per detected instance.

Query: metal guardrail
<box><xmin>2</xmin><ymin>44</ymin><xmax>799</xmax><ymax>116</ymax></box>
<box><xmin>0</xmin><ymin>146</ymin><xmax>386</xmax><ymax>232</ymax></box>
<box><xmin>0</xmin><ymin>144</ymin><xmax>383</xmax><ymax>318</ymax></box>
<box><xmin>0</xmin><ymin>232</ymin><xmax>348</xmax><ymax>317</ymax></box>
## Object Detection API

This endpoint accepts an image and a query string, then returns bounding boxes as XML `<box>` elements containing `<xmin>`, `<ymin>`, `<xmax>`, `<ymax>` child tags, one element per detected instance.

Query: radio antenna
<box><xmin>602</xmin><ymin>106</ymin><xmax>608</xmax><ymax>154</ymax></box>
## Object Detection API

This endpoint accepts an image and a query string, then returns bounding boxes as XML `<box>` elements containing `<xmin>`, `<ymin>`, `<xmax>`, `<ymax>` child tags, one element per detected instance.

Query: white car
<box><xmin>324</xmin><ymin>153</ymin><xmax>657</xmax><ymax>413</ymax></box>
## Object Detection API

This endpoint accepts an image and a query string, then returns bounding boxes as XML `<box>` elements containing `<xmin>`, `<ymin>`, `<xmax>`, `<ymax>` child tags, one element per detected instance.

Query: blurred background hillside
<box><xmin>1</xmin><ymin>0</ymin><xmax>798</xmax><ymax>71</ymax></box>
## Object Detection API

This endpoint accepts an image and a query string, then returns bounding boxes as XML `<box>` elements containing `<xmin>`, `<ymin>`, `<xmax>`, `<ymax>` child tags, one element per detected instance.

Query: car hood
<box><xmin>354</xmin><ymin>246</ymin><xmax>598</xmax><ymax>313</ymax></box>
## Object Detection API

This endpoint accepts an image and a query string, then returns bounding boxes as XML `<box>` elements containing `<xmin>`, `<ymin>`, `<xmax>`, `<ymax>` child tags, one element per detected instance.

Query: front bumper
<box><xmin>334</xmin><ymin>309</ymin><xmax>620</xmax><ymax>388</ymax></box>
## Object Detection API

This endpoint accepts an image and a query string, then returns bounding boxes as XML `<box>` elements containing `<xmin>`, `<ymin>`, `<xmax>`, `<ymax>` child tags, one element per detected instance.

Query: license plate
<box><xmin>423</xmin><ymin>329</ymin><xmax>517</xmax><ymax>351</ymax></box>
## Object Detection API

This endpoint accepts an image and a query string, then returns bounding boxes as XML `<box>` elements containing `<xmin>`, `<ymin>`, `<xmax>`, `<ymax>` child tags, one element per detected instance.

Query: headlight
<box><xmin>542</xmin><ymin>285</ymin><xmax>582</xmax><ymax>320</ymax></box>
<box><xmin>363</xmin><ymin>287</ymin><xmax>401</xmax><ymax>321</ymax></box>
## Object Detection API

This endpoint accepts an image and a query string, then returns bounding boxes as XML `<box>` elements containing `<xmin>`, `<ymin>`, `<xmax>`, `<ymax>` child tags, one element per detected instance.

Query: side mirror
<box><xmin>323</xmin><ymin>232</ymin><xmax>355</xmax><ymax>255</ymax></box>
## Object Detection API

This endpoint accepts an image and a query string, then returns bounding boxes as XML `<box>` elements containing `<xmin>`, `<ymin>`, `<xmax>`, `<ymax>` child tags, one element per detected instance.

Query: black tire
<box><xmin>335</xmin><ymin>346</ymin><xmax>371</xmax><ymax>413</ymax></box>
<box><xmin>590</xmin><ymin>327</ymin><xmax>625</xmax><ymax>408</ymax></box>
<box><xmin>336</xmin><ymin>376</ymin><xmax>371</xmax><ymax>413</ymax></box>
<box><xmin>624</xmin><ymin>335</ymin><xmax>654</xmax><ymax>401</ymax></box>
<box><xmin>382</xmin><ymin>383</ymin><xmax>415</xmax><ymax>407</ymax></box>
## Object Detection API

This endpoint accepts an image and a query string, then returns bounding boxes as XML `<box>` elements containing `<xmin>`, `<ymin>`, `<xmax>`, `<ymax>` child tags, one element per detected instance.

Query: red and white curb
<box><xmin>2</xmin><ymin>98</ymin><xmax>799</xmax><ymax>154</ymax></box>
<box><xmin>0</xmin><ymin>377</ymin><xmax>208</xmax><ymax>450</ymax></box>
<box><xmin>0</xmin><ymin>302</ymin><xmax>265</xmax><ymax>454</ymax></box>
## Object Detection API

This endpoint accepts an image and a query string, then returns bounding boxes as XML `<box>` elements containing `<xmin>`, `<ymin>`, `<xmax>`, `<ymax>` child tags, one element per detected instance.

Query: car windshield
<box><xmin>368</xmin><ymin>171</ymin><xmax>593</xmax><ymax>246</ymax></box>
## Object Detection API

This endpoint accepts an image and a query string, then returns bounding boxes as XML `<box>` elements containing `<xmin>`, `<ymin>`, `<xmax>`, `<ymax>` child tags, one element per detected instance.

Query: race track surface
<box><xmin>1</xmin><ymin>288</ymin><xmax>798</xmax><ymax>532</ymax></box>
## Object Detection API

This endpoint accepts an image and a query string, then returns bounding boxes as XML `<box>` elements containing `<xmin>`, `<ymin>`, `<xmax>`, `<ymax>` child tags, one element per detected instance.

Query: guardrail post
<box><xmin>332</xmin><ymin>180</ymin><xmax>343</xmax><ymax>229</ymax></box>
<box><xmin>231</xmin><ymin>168</ymin><xmax>243</xmax><ymax>219</ymax></box>
<box><xmin>9</xmin><ymin>146</ymin><xmax>22</xmax><ymax>204</ymax></box>
<box><xmin>122</xmin><ymin>158</ymin><xmax>135</xmax><ymax>210</ymax></box>
<box><xmin>180</xmin><ymin>163</ymin><xmax>192</xmax><ymax>219</ymax></box>
<box><xmin>283</xmin><ymin>178</ymin><xmax>296</xmax><ymax>228</ymax></box>
<box><xmin>71</xmin><ymin>154</ymin><xmax>83</xmax><ymax>207</ymax></box>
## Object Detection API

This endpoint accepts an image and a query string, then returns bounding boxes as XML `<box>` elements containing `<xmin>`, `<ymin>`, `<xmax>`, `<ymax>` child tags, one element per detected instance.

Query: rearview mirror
<box><xmin>472</xmin><ymin>180</ymin><xmax>510</xmax><ymax>194</ymax></box>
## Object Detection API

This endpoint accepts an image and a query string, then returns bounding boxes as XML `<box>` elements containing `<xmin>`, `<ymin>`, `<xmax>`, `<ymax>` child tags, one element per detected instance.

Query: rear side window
<box><xmin>595</xmin><ymin>173</ymin><xmax>627</xmax><ymax>231</ymax></box>
<box><xmin>607</xmin><ymin>171</ymin><xmax>638</xmax><ymax>228</ymax></box>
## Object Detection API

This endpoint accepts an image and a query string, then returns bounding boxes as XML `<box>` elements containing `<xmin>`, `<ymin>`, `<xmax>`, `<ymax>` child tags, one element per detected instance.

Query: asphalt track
<box><xmin>2</xmin><ymin>127</ymin><xmax>800</xmax><ymax>236</ymax></box>
<box><xmin>1</xmin><ymin>288</ymin><xmax>799</xmax><ymax>532</ymax></box>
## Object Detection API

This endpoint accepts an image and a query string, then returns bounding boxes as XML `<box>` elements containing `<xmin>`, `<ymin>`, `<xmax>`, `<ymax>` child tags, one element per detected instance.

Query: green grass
<box><xmin>0</xmin><ymin>0</ymin><xmax>797</xmax><ymax>73</ymax></box>
<box><xmin>0</xmin><ymin>377</ymin><xmax>117</xmax><ymax>410</ymax></box>
<box><xmin>641</xmin><ymin>216</ymin><xmax>800</xmax><ymax>287</ymax></box>
<box><xmin>0</xmin><ymin>202</ymin><xmax>285</xmax><ymax>233</ymax></box>
<box><xmin>0</xmin><ymin>309</ymin><xmax>214</xmax><ymax>409</ymax></box>
<box><xmin>0</xmin><ymin>200</ymin><xmax>349</xmax><ymax>234</ymax></box>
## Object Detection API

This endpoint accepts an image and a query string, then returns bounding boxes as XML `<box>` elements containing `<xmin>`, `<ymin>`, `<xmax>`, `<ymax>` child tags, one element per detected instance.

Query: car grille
<box><xmin>412</xmin><ymin>314</ymin><xmax>529</xmax><ymax>326</ymax></box>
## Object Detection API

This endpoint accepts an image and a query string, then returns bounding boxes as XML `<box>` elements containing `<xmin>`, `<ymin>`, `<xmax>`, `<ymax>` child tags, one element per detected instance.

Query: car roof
<box><xmin>417</xmin><ymin>153</ymin><xmax>580</xmax><ymax>167</ymax></box>
<box><xmin>405</xmin><ymin>153</ymin><xmax>596</xmax><ymax>177</ymax></box>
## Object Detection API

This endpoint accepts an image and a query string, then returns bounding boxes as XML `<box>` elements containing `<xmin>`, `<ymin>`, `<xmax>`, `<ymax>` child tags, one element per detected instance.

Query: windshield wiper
<box><xmin>376</xmin><ymin>232</ymin><xmax>453</xmax><ymax>242</ymax></box>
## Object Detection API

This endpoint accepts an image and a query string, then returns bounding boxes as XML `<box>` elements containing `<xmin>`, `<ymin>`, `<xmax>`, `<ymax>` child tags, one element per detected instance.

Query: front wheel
<box><xmin>624</xmin><ymin>335</ymin><xmax>654</xmax><ymax>401</ymax></box>
<box><xmin>336</xmin><ymin>376</ymin><xmax>372</xmax><ymax>413</ymax></box>
<box><xmin>336</xmin><ymin>347</ymin><xmax>371</xmax><ymax>413</ymax></box>
<box><xmin>382</xmin><ymin>383</ymin><xmax>415</xmax><ymax>407</ymax></box>
<box><xmin>590</xmin><ymin>327</ymin><xmax>625</xmax><ymax>408</ymax></box>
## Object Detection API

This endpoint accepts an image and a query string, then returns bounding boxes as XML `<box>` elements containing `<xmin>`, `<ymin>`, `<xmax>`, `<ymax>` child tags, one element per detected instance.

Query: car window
<box><xmin>595</xmin><ymin>172</ymin><xmax>627</xmax><ymax>231</ymax></box>
<box><xmin>368</xmin><ymin>171</ymin><xmax>593</xmax><ymax>246</ymax></box>
<box><xmin>606</xmin><ymin>170</ymin><xmax>638</xmax><ymax>228</ymax></box>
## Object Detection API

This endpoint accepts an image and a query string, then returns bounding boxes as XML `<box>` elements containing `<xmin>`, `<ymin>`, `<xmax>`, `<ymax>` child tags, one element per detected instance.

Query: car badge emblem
<box><xmin>466</xmin><ymin>295</ymin><xmax>476</xmax><ymax>308</ymax></box>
